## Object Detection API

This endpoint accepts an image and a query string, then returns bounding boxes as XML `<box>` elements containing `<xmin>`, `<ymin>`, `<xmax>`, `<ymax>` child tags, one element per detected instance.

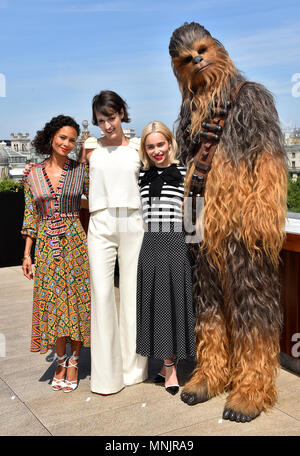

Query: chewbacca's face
<box><xmin>169</xmin><ymin>23</ymin><xmax>234</xmax><ymax>94</ymax></box>
<box><xmin>171</xmin><ymin>36</ymin><xmax>229</xmax><ymax>91</ymax></box>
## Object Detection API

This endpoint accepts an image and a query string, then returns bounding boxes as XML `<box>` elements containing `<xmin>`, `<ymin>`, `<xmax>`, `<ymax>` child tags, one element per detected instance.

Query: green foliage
<box><xmin>287</xmin><ymin>176</ymin><xmax>300</xmax><ymax>212</ymax></box>
<box><xmin>0</xmin><ymin>178</ymin><xmax>24</xmax><ymax>192</ymax></box>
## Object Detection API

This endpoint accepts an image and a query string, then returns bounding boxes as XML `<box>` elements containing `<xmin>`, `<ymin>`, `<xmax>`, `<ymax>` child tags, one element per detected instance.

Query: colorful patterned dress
<box><xmin>21</xmin><ymin>158</ymin><xmax>90</xmax><ymax>354</ymax></box>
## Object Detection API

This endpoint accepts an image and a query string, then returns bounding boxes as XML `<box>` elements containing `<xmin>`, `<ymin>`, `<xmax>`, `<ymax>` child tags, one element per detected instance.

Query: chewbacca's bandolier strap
<box><xmin>190</xmin><ymin>81</ymin><xmax>246</xmax><ymax>197</ymax></box>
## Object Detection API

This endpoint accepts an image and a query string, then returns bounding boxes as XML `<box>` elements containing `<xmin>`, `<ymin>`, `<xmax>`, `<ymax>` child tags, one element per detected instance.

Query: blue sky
<box><xmin>0</xmin><ymin>0</ymin><xmax>299</xmax><ymax>139</ymax></box>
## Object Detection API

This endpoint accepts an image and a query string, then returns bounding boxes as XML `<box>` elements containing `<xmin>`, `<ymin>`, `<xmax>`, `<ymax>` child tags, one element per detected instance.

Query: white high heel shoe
<box><xmin>63</xmin><ymin>352</ymin><xmax>79</xmax><ymax>393</ymax></box>
<box><xmin>51</xmin><ymin>354</ymin><xmax>68</xmax><ymax>391</ymax></box>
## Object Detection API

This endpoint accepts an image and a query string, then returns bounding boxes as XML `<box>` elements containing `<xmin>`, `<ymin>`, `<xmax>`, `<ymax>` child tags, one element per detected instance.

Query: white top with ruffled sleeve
<box><xmin>88</xmin><ymin>138</ymin><xmax>141</xmax><ymax>213</ymax></box>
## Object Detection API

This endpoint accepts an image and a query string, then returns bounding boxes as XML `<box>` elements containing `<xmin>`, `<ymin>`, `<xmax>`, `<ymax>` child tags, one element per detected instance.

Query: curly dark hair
<box><xmin>32</xmin><ymin>115</ymin><xmax>80</xmax><ymax>155</ymax></box>
<box><xmin>91</xmin><ymin>90</ymin><xmax>131</xmax><ymax>126</ymax></box>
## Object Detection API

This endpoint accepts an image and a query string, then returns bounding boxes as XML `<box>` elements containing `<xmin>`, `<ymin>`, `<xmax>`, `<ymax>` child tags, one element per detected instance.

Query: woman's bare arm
<box><xmin>22</xmin><ymin>236</ymin><xmax>34</xmax><ymax>280</ymax></box>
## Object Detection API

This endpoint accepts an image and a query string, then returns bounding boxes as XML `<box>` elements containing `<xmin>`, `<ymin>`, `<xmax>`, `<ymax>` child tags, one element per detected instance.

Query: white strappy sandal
<box><xmin>63</xmin><ymin>352</ymin><xmax>79</xmax><ymax>393</ymax></box>
<box><xmin>51</xmin><ymin>353</ymin><xmax>68</xmax><ymax>391</ymax></box>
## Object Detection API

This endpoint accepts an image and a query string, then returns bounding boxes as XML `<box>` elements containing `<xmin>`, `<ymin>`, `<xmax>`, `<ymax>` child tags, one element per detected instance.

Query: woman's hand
<box><xmin>78</xmin><ymin>145</ymin><xmax>95</xmax><ymax>163</ymax></box>
<box><xmin>22</xmin><ymin>256</ymin><xmax>33</xmax><ymax>280</ymax></box>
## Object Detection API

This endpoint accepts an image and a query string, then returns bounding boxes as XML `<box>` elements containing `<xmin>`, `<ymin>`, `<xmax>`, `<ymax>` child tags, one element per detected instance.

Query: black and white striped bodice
<box><xmin>138</xmin><ymin>165</ymin><xmax>186</xmax><ymax>224</ymax></box>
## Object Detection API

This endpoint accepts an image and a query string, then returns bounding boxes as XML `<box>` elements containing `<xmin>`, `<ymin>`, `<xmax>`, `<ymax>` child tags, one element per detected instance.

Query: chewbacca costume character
<box><xmin>169</xmin><ymin>22</ymin><xmax>287</xmax><ymax>423</ymax></box>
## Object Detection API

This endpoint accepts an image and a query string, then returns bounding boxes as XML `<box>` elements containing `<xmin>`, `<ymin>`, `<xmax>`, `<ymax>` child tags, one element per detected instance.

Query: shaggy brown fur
<box><xmin>169</xmin><ymin>22</ymin><xmax>287</xmax><ymax>422</ymax></box>
<box><xmin>182</xmin><ymin>247</ymin><xmax>230</xmax><ymax>405</ymax></box>
<box><xmin>202</xmin><ymin>148</ymin><xmax>287</xmax><ymax>270</ymax></box>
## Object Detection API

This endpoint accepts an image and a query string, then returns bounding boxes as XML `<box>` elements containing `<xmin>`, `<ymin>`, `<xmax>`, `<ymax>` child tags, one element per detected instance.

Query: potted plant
<box><xmin>0</xmin><ymin>178</ymin><xmax>26</xmax><ymax>267</ymax></box>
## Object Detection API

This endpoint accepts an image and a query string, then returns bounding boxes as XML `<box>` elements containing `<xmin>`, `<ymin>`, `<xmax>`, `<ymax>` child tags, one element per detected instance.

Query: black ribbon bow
<box><xmin>140</xmin><ymin>164</ymin><xmax>183</xmax><ymax>204</ymax></box>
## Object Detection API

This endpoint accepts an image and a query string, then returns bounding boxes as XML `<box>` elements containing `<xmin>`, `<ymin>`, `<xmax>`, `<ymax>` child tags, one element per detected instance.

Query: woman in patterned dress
<box><xmin>136</xmin><ymin>121</ymin><xmax>195</xmax><ymax>396</ymax></box>
<box><xmin>22</xmin><ymin>115</ymin><xmax>90</xmax><ymax>393</ymax></box>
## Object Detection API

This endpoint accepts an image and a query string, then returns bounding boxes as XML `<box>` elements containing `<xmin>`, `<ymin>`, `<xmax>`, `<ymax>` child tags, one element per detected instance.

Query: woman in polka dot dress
<box><xmin>136</xmin><ymin>121</ymin><xmax>196</xmax><ymax>395</ymax></box>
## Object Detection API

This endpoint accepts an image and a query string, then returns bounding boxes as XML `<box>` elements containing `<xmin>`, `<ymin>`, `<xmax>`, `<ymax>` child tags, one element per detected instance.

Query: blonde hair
<box><xmin>139</xmin><ymin>121</ymin><xmax>179</xmax><ymax>169</ymax></box>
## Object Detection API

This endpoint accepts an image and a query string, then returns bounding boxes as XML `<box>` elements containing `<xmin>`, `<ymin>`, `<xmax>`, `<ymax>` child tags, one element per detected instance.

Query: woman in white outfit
<box><xmin>81</xmin><ymin>90</ymin><xmax>148</xmax><ymax>395</ymax></box>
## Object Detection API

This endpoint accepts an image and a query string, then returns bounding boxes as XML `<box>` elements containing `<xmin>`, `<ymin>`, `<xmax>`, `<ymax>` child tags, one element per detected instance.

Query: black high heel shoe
<box><xmin>164</xmin><ymin>359</ymin><xmax>179</xmax><ymax>396</ymax></box>
<box><xmin>153</xmin><ymin>372</ymin><xmax>165</xmax><ymax>383</ymax></box>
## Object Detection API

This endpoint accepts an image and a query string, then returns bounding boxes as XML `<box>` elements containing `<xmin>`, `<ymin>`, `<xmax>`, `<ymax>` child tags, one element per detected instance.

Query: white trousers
<box><xmin>88</xmin><ymin>208</ymin><xmax>148</xmax><ymax>394</ymax></box>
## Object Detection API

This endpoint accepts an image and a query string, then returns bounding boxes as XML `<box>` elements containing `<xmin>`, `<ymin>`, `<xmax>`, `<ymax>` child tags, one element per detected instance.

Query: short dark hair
<box><xmin>32</xmin><ymin>115</ymin><xmax>80</xmax><ymax>155</ymax></box>
<box><xmin>92</xmin><ymin>90</ymin><xmax>131</xmax><ymax>125</ymax></box>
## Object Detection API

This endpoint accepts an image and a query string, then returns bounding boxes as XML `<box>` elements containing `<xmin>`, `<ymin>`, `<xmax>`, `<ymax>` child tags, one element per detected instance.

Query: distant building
<box><xmin>10</xmin><ymin>133</ymin><xmax>31</xmax><ymax>158</ymax></box>
<box><xmin>284</xmin><ymin>128</ymin><xmax>300</xmax><ymax>180</ymax></box>
<box><xmin>285</xmin><ymin>128</ymin><xmax>300</xmax><ymax>146</ymax></box>
<box><xmin>286</xmin><ymin>144</ymin><xmax>300</xmax><ymax>181</ymax></box>
<box><xmin>0</xmin><ymin>141</ymin><xmax>27</xmax><ymax>180</ymax></box>
<box><xmin>0</xmin><ymin>145</ymin><xmax>9</xmax><ymax>179</ymax></box>
<box><xmin>1</xmin><ymin>124</ymin><xmax>138</xmax><ymax>181</ymax></box>
<box><xmin>124</xmin><ymin>128</ymin><xmax>136</xmax><ymax>139</ymax></box>
<box><xmin>0</xmin><ymin>139</ymin><xmax>11</xmax><ymax>146</ymax></box>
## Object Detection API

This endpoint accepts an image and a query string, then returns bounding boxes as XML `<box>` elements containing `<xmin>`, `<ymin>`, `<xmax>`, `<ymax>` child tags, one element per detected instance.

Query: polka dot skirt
<box><xmin>136</xmin><ymin>223</ymin><xmax>196</xmax><ymax>360</ymax></box>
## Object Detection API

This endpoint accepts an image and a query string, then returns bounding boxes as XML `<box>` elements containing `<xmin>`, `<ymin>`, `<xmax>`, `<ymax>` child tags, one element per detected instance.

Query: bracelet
<box><xmin>22</xmin><ymin>254</ymin><xmax>31</xmax><ymax>261</ymax></box>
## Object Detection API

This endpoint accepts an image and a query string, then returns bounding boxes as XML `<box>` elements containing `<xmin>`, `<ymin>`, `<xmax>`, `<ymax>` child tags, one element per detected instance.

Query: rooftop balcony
<box><xmin>0</xmin><ymin>264</ymin><xmax>299</xmax><ymax>437</ymax></box>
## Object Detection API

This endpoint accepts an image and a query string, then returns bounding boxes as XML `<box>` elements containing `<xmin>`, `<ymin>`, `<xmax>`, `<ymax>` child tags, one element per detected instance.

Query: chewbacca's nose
<box><xmin>193</xmin><ymin>56</ymin><xmax>203</xmax><ymax>64</ymax></box>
